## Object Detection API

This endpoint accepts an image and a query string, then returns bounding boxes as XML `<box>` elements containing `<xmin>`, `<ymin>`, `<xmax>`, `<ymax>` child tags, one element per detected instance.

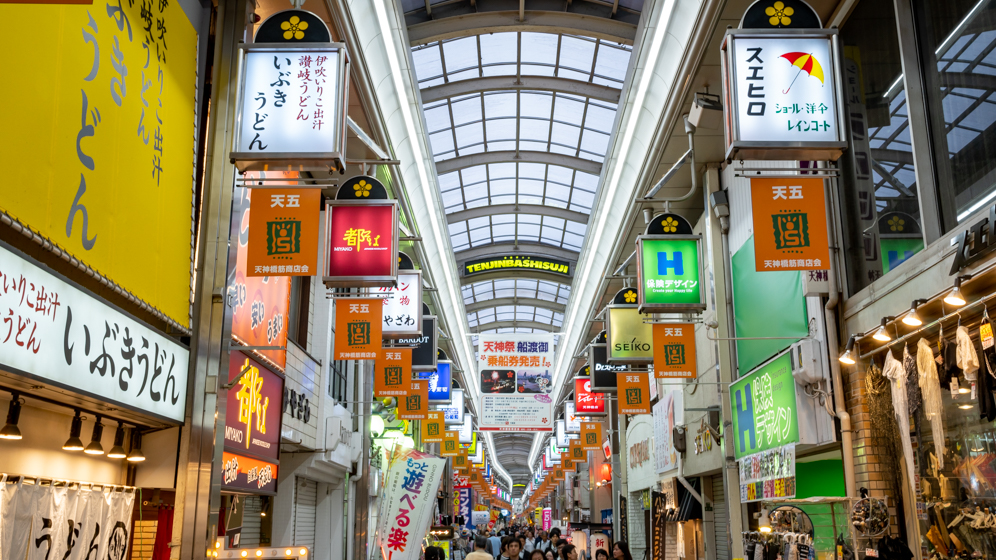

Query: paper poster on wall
<box><xmin>653</xmin><ymin>391</ymin><xmax>683</xmax><ymax>474</ymax></box>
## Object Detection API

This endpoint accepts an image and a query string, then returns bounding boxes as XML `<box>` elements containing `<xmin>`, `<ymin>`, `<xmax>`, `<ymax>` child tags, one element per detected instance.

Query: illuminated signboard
<box><xmin>378</xmin><ymin>271</ymin><xmax>423</xmax><ymax>338</ymax></box>
<box><xmin>574</xmin><ymin>378</ymin><xmax>605</xmax><ymax>416</ymax></box>
<box><xmin>721</xmin><ymin>29</ymin><xmax>846</xmax><ymax>162</ymax></box>
<box><xmin>418</xmin><ymin>361</ymin><xmax>453</xmax><ymax>404</ymax></box>
<box><xmin>231</xmin><ymin>42</ymin><xmax>349</xmax><ymax>171</ymax></box>
<box><xmin>224</xmin><ymin>352</ymin><xmax>284</xmax><ymax>495</ymax></box>
<box><xmin>324</xmin><ymin>200</ymin><xmax>399</xmax><ymax>288</ymax></box>
<box><xmin>606</xmin><ymin>306</ymin><xmax>654</xmax><ymax>365</ymax></box>
<box><xmin>463</xmin><ymin>255</ymin><xmax>570</xmax><ymax>276</ymax></box>
<box><xmin>636</xmin><ymin>236</ymin><xmax>706</xmax><ymax>313</ymax></box>
<box><xmin>399</xmin><ymin>315</ymin><xmax>438</xmax><ymax>373</ymax></box>
<box><xmin>730</xmin><ymin>352</ymin><xmax>799</xmax><ymax>459</ymax></box>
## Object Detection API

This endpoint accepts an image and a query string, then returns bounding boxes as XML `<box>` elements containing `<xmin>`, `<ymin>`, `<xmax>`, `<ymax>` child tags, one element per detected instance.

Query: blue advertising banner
<box><xmin>418</xmin><ymin>361</ymin><xmax>453</xmax><ymax>403</ymax></box>
<box><xmin>458</xmin><ymin>487</ymin><xmax>472</xmax><ymax>529</ymax></box>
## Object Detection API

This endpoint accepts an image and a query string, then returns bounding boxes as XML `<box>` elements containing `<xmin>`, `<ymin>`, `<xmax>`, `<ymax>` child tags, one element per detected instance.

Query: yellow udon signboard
<box><xmin>0</xmin><ymin>1</ymin><xmax>199</xmax><ymax>326</ymax></box>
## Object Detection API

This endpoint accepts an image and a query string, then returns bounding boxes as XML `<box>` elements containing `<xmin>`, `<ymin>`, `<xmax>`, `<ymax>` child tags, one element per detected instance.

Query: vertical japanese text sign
<box><xmin>399</xmin><ymin>379</ymin><xmax>429</xmax><ymax>420</ymax></box>
<box><xmin>374</xmin><ymin>347</ymin><xmax>412</xmax><ymax>397</ymax></box>
<box><xmin>616</xmin><ymin>372</ymin><xmax>652</xmax><ymax>415</ymax></box>
<box><xmin>334</xmin><ymin>298</ymin><xmax>381</xmax><ymax>360</ymax></box>
<box><xmin>422</xmin><ymin>411</ymin><xmax>445</xmax><ymax>443</ymax></box>
<box><xmin>652</xmin><ymin>323</ymin><xmax>698</xmax><ymax>379</ymax></box>
<box><xmin>232</xmin><ymin>44</ymin><xmax>349</xmax><ymax>171</ymax></box>
<box><xmin>247</xmin><ymin>189</ymin><xmax>322</xmax><ymax>276</ymax></box>
<box><xmin>324</xmin><ymin>200</ymin><xmax>399</xmax><ymax>288</ymax></box>
<box><xmin>750</xmin><ymin>177</ymin><xmax>830</xmax><ymax>271</ymax></box>
<box><xmin>379</xmin><ymin>270</ymin><xmax>423</xmax><ymax>338</ymax></box>
<box><xmin>580</xmin><ymin>422</ymin><xmax>603</xmax><ymax>451</ymax></box>
<box><xmin>636</xmin><ymin>236</ymin><xmax>706</xmax><ymax>313</ymax></box>
<box><xmin>721</xmin><ymin>29</ymin><xmax>846</xmax><ymax>161</ymax></box>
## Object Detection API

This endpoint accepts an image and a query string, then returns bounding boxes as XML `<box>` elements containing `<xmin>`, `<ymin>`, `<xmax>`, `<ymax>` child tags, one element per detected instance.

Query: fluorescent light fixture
<box><xmin>959</xmin><ymin>187</ymin><xmax>996</xmax><ymax>222</ymax></box>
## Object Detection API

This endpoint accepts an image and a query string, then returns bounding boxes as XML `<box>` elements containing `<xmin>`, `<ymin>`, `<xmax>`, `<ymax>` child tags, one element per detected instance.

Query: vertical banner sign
<box><xmin>652</xmin><ymin>391</ymin><xmax>684</xmax><ymax>474</ymax></box>
<box><xmin>569</xmin><ymin>438</ymin><xmax>585</xmax><ymax>462</ymax></box>
<box><xmin>606</xmin><ymin>307</ymin><xmax>655</xmax><ymax>364</ymax></box>
<box><xmin>406</xmin><ymin>316</ymin><xmax>438</xmax><ymax>373</ymax></box>
<box><xmin>561</xmin><ymin>452</ymin><xmax>574</xmax><ymax>470</ymax></box>
<box><xmin>636</xmin><ymin>237</ymin><xmax>706</xmax><ymax>313</ymax></box>
<box><xmin>730</xmin><ymin>352</ymin><xmax>800</xmax><ymax>459</ymax></box>
<box><xmin>334</xmin><ymin>298</ymin><xmax>381</xmax><ymax>360</ymax></box>
<box><xmin>478</xmin><ymin>334</ymin><xmax>556</xmax><ymax>431</ymax></box>
<box><xmin>398</xmin><ymin>379</ymin><xmax>429</xmax><ymax>420</ymax></box>
<box><xmin>422</xmin><ymin>411</ymin><xmax>445</xmax><ymax>443</ymax></box>
<box><xmin>223</xmin><ymin>353</ymin><xmax>284</xmax><ymax>494</ymax></box>
<box><xmin>441</xmin><ymin>431</ymin><xmax>460</xmax><ymax>457</ymax></box>
<box><xmin>454</xmin><ymin>449</ymin><xmax>470</xmax><ymax>472</ymax></box>
<box><xmin>377</xmin><ymin>450</ymin><xmax>446</xmax><ymax>560</ymax></box>
<box><xmin>652</xmin><ymin>323</ymin><xmax>697</xmax><ymax>379</ymax></box>
<box><xmin>232</xmin><ymin>44</ymin><xmax>348</xmax><ymax>170</ymax></box>
<box><xmin>581</xmin><ymin>422</ymin><xmax>603</xmax><ymax>451</ymax></box>
<box><xmin>650</xmin><ymin>492</ymin><xmax>667</xmax><ymax>560</ymax></box>
<box><xmin>374</xmin><ymin>348</ymin><xmax>412</xmax><ymax>397</ymax></box>
<box><xmin>750</xmin><ymin>177</ymin><xmax>830</xmax><ymax>271</ymax></box>
<box><xmin>0</xmin><ymin>0</ymin><xmax>198</xmax><ymax>328</ymax></box>
<box><xmin>575</xmin><ymin>378</ymin><xmax>606</xmax><ymax>415</ymax></box>
<box><xmin>619</xmin><ymin>496</ymin><xmax>629</xmax><ymax>544</ymax></box>
<box><xmin>542</xmin><ymin>508</ymin><xmax>552</xmax><ymax>531</ymax></box>
<box><xmin>617</xmin><ymin>372</ymin><xmax>652</xmax><ymax>415</ymax></box>
<box><xmin>247</xmin><ymin>189</ymin><xmax>321</xmax><ymax>276</ymax></box>
<box><xmin>378</xmin><ymin>271</ymin><xmax>423</xmax><ymax>338</ymax></box>
<box><xmin>324</xmin><ymin>201</ymin><xmax>399</xmax><ymax>288</ymax></box>
<box><xmin>231</xmin><ymin>187</ymin><xmax>291</xmax><ymax>370</ymax></box>
<box><xmin>457</xmin><ymin>487</ymin><xmax>472</xmax><ymax>529</ymax></box>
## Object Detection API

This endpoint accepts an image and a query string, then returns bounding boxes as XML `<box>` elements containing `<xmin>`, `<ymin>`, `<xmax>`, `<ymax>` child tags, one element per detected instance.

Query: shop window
<box><xmin>838</xmin><ymin>0</ymin><xmax>924</xmax><ymax>294</ymax></box>
<box><xmin>913</xmin><ymin>0</ymin><xmax>996</xmax><ymax>229</ymax></box>
<box><xmin>287</xmin><ymin>276</ymin><xmax>310</xmax><ymax>348</ymax></box>
<box><xmin>329</xmin><ymin>359</ymin><xmax>347</xmax><ymax>402</ymax></box>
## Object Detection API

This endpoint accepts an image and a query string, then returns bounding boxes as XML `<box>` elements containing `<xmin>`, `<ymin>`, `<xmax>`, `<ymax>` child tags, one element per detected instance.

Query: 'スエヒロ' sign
<box><xmin>247</xmin><ymin>189</ymin><xmax>321</xmax><ymax>276</ymax></box>
<box><xmin>750</xmin><ymin>177</ymin><xmax>830</xmax><ymax>271</ymax></box>
<box><xmin>652</xmin><ymin>323</ymin><xmax>697</xmax><ymax>379</ymax></box>
<box><xmin>334</xmin><ymin>298</ymin><xmax>381</xmax><ymax>360</ymax></box>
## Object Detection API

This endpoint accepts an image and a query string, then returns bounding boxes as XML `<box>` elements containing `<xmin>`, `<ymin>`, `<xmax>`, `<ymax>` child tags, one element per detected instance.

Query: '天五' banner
<box><xmin>478</xmin><ymin>334</ymin><xmax>555</xmax><ymax>431</ymax></box>
<box><xmin>750</xmin><ymin>177</ymin><xmax>830</xmax><ymax>272</ymax></box>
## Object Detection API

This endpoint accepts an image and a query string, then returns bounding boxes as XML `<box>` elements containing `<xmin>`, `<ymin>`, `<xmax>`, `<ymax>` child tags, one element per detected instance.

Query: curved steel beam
<box><xmin>406</xmin><ymin>11</ymin><xmax>638</xmax><ymax>45</ymax></box>
<box><xmin>471</xmin><ymin>320</ymin><xmax>558</xmax><ymax>332</ymax></box>
<box><xmin>435</xmin><ymin>151</ymin><xmax>602</xmax><ymax>176</ymax></box>
<box><xmin>459</xmin><ymin>268</ymin><xmax>574</xmax><ymax>286</ymax></box>
<box><xmin>447</xmin><ymin>204</ymin><xmax>590</xmax><ymax>225</ymax></box>
<box><xmin>421</xmin><ymin>76</ymin><xmax>621</xmax><ymax>104</ymax></box>
<box><xmin>456</xmin><ymin>242</ymin><xmax>579</xmax><ymax>264</ymax></box>
<box><xmin>466</xmin><ymin>298</ymin><xmax>566</xmax><ymax>314</ymax></box>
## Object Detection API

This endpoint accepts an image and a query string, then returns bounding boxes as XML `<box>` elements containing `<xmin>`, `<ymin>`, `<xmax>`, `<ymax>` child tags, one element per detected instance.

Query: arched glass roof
<box><xmin>462</xmin><ymin>279</ymin><xmax>572</xmax><ymax>306</ymax></box>
<box><xmin>439</xmin><ymin>162</ymin><xmax>599</xmax><ymax>213</ymax></box>
<box><xmin>410</xmin><ymin>31</ymin><xmax>630</xmax><ymax>333</ymax></box>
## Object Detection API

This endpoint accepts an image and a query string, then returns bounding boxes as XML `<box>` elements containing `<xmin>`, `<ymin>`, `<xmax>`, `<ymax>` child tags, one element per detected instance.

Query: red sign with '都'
<box><xmin>324</xmin><ymin>201</ymin><xmax>398</xmax><ymax>287</ymax></box>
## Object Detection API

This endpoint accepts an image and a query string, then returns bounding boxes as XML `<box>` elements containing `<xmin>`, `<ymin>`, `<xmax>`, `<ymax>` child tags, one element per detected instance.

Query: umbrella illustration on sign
<box><xmin>780</xmin><ymin>52</ymin><xmax>825</xmax><ymax>94</ymax></box>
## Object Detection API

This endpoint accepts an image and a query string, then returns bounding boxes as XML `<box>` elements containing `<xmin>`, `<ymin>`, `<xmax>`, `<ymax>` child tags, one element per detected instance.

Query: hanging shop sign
<box><xmin>225</xmin><ymin>354</ymin><xmax>284</xmax><ymax>462</ymax></box>
<box><xmin>606</xmin><ymin>307</ymin><xmax>655</xmax><ymax>365</ymax></box>
<box><xmin>442</xmin><ymin>431</ymin><xmax>461</xmax><ymax>457</ymax></box>
<box><xmin>463</xmin><ymin>255</ymin><xmax>571</xmax><ymax>277</ymax></box>
<box><xmin>0</xmin><ymin>244</ymin><xmax>190</xmax><ymax>423</ymax></box>
<box><xmin>374</xmin><ymin>348</ymin><xmax>412</xmax><ymax>398</ymax></box>
<box><xmin>589</xmin><ymin>341</ymin><xmax>627</xmax><ymax>392</ymax></box>
<box><xmin>618</xmin><ymin>498</ymin><xmax>629</xmax><ymax>543</ymax></box>
<box><xmin>721</xmin><ymin>29</ymin><xmax>846</xmax><ymax>161</ymax></box>
<box><xmin>548</xmin><ymin>440</ymin><xmax>564</xmax><ymax>464</ymax></box>
<box><xmin>437</xmin><ymin>388</ymin><xmax>465</xmax><ymax>425</ymax></box>
<box><xmin>402</xmin><ymin>315</ymin><xmax>438</xmax><ymax>373</ymax></box>
<box><xmin>324</xmin><ymin>199</ymin><xmax>399</xmax><ymax>288</ymax></box>
<box><xmin>653</xmin><ymin>391</ymin><xmax>684</xmax><ymax>474</ymax></box>
<box><xmin>581</xmin><ymin>422</ymin><xmax>603</xmax><ymax>451</ymax></box>
<box><xmin>478</xmin><ymin>334</ymin><xmax>555</xmax><ymax>431</ymax></box>
<box><xmin>333</xmin><ymin>298</ymin><xmax>382</xmax><ymax>360</ymax></box>
<box><xmin>750</xmin><ymin>177</ymin><xmax>830</xmax><ymax>271</ymax></box>
<box><xmin>575</xmin><ymin>377</ymin><xmax>606</xmax><ymax>416</ymax></box>
<box><xmin>556</xmin><ymin>419</ymin><xmax>570</xmax><ymax>447</ymax></box>
<box><xmin>231</xmin><ymin>42</ymin><xmax>349</xmax><ymax>171</ymax></box>
<box><xmin>739</xmin><ymin>443</ymin><xmax>796</xmax><ymax>502</ymax></box>
<box><xmin>457</xmin><ymin>413</ymin><xmax>474</xmax><ymax>444</ymax></box>
<box><xmin>378</xmin><ymin>270</ymin><xmax>423</xmax><ymax>338</ymax></box>
<box><xmin>652</xmin><ymin>323</ymin><xmax>697</xmax><ymax>379</ymax></box>
<box><xmin>422</xmin><ymin>411</ymin><xmax>445</xmax><ymax>443</ymax></box>
<box><xmin>637</xmin><ymin>236</ymin><xmax>706</xmax><ymax>313</ymax></box>
<box><xmin>626</xmin><ymin>415</ymin><xmax>657</xmax><ymax>491</ymax></box>
<box><xmin>569</xmin><ymin>438</ymin><xmax>585</xmax><ymax>462</ymax></box>
<box><xmin>730</xmin><ymin>351</ymin><xmax>800</xmax><ymax>459</ymax></box>
<box><xmin>398</xmin><ymin>379</ymin><xmax>429</xmax><ymax>420</ymax></box>
<box><xmin>565</xmin><ymin>402</ymin><xmax>583</xmax><ymax>432</ymax></box>
<box><xmin>561</xmin><ymin>452</ymin><xmax>574</xmax><ymax>471</ymax></box>
<box><xmin>454</xmin><ymin>449</ymin><xmax>470</xmax><ymax>472</ymax></box>
<box><xmin>650</xmin><ymin>491</ymin><xmax>667</xmax><ymax>560</ymax></box>
<box><xmin>246</xmin><ymin>188</ymin><xmax>322</xmax><ymax>276</ymax></box>
<box><xmin>617</xmin><ymin>372</ymin><xmax>652</xmax><ymax>415</ymax></box>
<box><xmin>1</xmin><ymin>0</ymin><xmax>198</xmax><ymax>328</ymax></box>
<box><xmin>377</xmin><ymin>450</ymin><xmax>446</xmax><ymax>560</ymax></box>
<box><xmin>0</xmin><ymin>479</ymin><xmax>137</xmax><ymax>560</ymax></box>
<box><xmin>417</xmin><ymin>360</ymin><xmax>453</xmax><ymax>403</ymax></box>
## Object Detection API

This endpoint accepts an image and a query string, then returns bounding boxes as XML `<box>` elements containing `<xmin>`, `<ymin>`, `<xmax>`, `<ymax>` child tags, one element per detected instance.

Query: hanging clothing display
<box><xmin>917</xmin><ymin>337</ymin><xmax>946</xmax><ymax>469</ymax></box>
<box><xmin>980</xmin><ymin>317</ymin><xmax>996</xmax><ymax>422</ymax></box>
<box><xmin>882</xmin><ymin>350</ymin><xmax>917</xmax><ymax>500</ymax></box>
<box><xmin>903</xmin><ymin>345</ymin><xmax>921</xmax><ymax>417</ymax></box>
<box><xmin>957</xmin><ymin>325</ymin><xmax>980</xmax><ymax>381</ymax></box>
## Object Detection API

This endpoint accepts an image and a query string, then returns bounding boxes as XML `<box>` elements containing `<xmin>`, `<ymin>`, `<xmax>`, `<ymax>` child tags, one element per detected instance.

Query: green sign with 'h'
<box><xmin>729</xmin><ymin>352</ymin><xmax>799</xmax><ymax>460</ymax></box>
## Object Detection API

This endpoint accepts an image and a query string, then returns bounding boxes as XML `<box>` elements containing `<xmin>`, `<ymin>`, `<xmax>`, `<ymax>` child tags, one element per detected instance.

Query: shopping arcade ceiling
<box><xmin>399</xmin><ymin>0</ymin><xmax>641</xmax><ymax>495</ymax></box>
